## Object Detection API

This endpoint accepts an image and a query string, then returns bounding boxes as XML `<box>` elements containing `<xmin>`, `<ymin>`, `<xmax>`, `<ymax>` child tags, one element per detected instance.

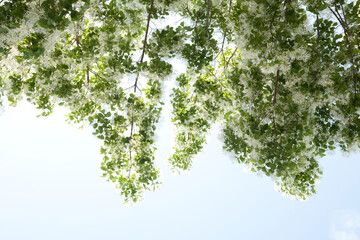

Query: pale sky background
<box><xmin>0</xmin><ymin>1</ymin><xmax>359</xmax><ymax>239</ymax></box>
<box><xmin>0</xmin><ymin>96</ymin><xmax>360</xmax><ymax>240</ymax></box>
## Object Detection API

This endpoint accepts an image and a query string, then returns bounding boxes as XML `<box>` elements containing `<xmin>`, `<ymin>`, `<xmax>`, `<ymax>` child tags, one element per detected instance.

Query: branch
<box><xmin>316</xmin><ymin>14</ymin><xmax>319</xmax><ymax>45</ymax></box>
<box><xmin>129</xmin><ymin>0</ymin><xmax>155</xmax><ymax>177</ymax></box>
<box><xmin>205</xmin><ymin>0</ymin><xmax>210</xmax><ymax>38</ymax></box>
<box><xmin>283</xmin><ymin>0</ymin><xmax>292</xmax><ymax>16</ymax></box>
<box><xmin>215</xmin><ymin>0</ymin><xmax>232</xmax><ymax>63</ymax></box>
<box><xmin>272</xmin><ymin>69</ymin><xmax>280</xmax><ymax>144</ymax></box>
<box><xmin>89</xmin><ymin>69</ymin><xmax>106</xmax><ymax>81</ymax></box>
<box><xmin>327</xmin><ymin>6</ymin><xmax>347</xmax><ymax>33</ymax></box>
<box><xmin>273</xmin><ymin>69</ymin><xmax>280</xmax><ymax>104</ymax></box>
<box><xmin>194</xmin><ymin>20</ymin><xmax>199</xmax><ymax>44</ymax></box>
<box><xmin>272</xmin><ymin>115</ymin><xmax>278</xmax><ymax>142</ymax></box>
<box><xmin>339</xmin><ymin>1</ymin><xmax>349</xmax><ymax>30</ymax></box>
<box><xmin>338</xmin><ymin>0</ymin><xmax>358</xmax><ymax>104</ymax></box>
<box><xmin>209</xmin><ymin>70</ymin><xmax>223</xmax><ymax>90</ymax></box>
<box><xmin>83</xmin><ymin>66</ymin><xmax>90</xmax><ymax>97</ymax></box>
<box><xmin>133</xmin><ymin>0</ymin><xmax>155</xmax><ymax>93</ymax></box>
<box><xmin>185</xmin><ymin>4</ymin><xmax>193</xmax><ymax>17</ymax></box>
<box><xmin>190</xmin><ymin>1</ymin><xmax>207</xmax><ymax>44</ymax></box>
<box><xmin>86</xmin><ymin>66</ymin><xmax>90</xmax><ymax>86</ymax></box>
<box><xmin>334</xmin><ymin>4</ymin><xmax>348</xmax><ymax>31</ymax></box>
<box><xmin>224</xmin><ymin>47</ymin><xmax>238</xmax><ymax>69</ymax></box>
<box><xmin>268</xmin><ymin>6</ymin><xmax>279</xmax><ymax>41</ymax></box>
<box><xmin>328</xmin><ymin>4</ymin><xmax>357</xmax><ymax>104</ymax></box>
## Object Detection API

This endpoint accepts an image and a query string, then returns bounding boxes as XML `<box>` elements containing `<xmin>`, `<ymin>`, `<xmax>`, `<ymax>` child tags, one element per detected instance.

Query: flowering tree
<box><xmin>0</xmin><ymin>0</ymin><xmax>359</xmax><ymax>202</ymax></box>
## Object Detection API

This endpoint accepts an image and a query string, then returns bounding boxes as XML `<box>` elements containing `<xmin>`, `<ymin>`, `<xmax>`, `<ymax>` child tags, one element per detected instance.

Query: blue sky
<box><xmin>0</xmin><ymin>101</ymin><xmax>360</xmax><ymax>240</ymax></box>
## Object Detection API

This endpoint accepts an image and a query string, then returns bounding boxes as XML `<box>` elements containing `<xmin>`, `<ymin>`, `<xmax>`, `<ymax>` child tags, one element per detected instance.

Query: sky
<box><xmin>0</xmin><ymin>99</ymin><xmax>360</xmax><ymax>240</ymax></box>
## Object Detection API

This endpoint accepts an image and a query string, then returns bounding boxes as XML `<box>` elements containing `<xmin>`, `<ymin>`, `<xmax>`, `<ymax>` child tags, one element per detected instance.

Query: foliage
<box><xmin>0</xmin><ymin>0</ymin><xmax>359</xmax><ymax>202</ymax></box>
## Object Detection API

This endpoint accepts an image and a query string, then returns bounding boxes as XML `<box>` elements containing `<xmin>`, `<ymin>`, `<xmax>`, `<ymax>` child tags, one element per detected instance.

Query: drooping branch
<box><xmin>129</xmin><ymin>0</ymin><xmax>155</xmax><ymax>177</ymax></box>
<box><xmin>133</xmin><ymin>0</ymin><xmax>155</xmax><ymax>94</ymax></box>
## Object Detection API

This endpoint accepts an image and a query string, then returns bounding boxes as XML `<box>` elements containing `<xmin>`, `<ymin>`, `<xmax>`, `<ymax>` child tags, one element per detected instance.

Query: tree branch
<box><xmin>328</xmin><ymin>4</ymin><xmax>357</xmax><ymax>104</ymax></box>
<box><xmin>215</xmin><ymin>0</ymin><xmax>232</xmax><ymax>65</ymax></box>
<box><xmin>129</xmin><ymin>0</ymin><xmax>155</xmax><ymax>177</ymax></box>
<box><xmin>272</xmin><ymin>69</ymin><xmax>280</xmax><ymax>144</ymax></box>
<box><xmin>205</xmin><ymin>0</ymin><xmax>210</xmax><ymax>38</ymax></box>
<box><xmin>283</xmin><ymin>0</ymin><xmax>291</xmax><ymax>16</ymax></box>
<box><xmin>272</xmin><ymin>115</ymin><xmax>278</xmax><ymax>142</ymax></box>
<box><xmin>224</xmin><ymin>47</ymin><xmax>238</xmax><ymax>69</ymax></box>
<box><xmin>86</xmin><ymin>66</ymin><xmax>90</xmax><ymax>87</ymax></box>
<box><xmin>273</xmin><ymin>69</ymin><xmax>280</xmax><ymax>104</ymax></box>
<box><xmin>133</xmin><ymin>0</ymin><xmax>155</xmax><ymax>93</ymax></box>
<box><xmin>339</xmin><ymin>1</ymin><xmax>349</xmax><ymax>30</ymax></box>
<box><xmin>190</xmin><ymin>2</ymin><xmax>207</xmax><ymax>44</ymax></box>
<box><xmin>316</xmin><ymin>14</ymin><xmax>320</xmax><ymax>45</ymax></box>
<box><xmin>268</xmin><ymin>5</ymin><xmax>279</xmax><ymax>41</ymax></box>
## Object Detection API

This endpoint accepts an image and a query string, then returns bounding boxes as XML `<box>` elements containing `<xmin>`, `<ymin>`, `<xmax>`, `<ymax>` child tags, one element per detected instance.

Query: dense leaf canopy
<box><xmin>0</xmin><ymin>0</ymin><xmax>359</xmax><ymax>202</ymax></box>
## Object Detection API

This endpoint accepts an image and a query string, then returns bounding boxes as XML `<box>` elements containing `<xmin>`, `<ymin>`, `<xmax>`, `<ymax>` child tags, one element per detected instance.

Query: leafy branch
<box><xmin>129</xmin><ymin>0</ymin><xmax>155</xmax><ymax>177</ymax></box>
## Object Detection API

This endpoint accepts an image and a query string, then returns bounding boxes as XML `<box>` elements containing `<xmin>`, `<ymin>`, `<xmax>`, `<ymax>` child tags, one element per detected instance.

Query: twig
<box><xmin>339</xmin><ymin>1</ymin><xmax>349</xmax><ymax>29</ymax></box>
<box><xmin>89</xmin><ymin>69</ymin><xmax>106</xmax><ymax>81</ymax></box>
<box><xmin>209</xmin><ymin>70</ymin><xmax>223</xmax><ymax>89</ymax></box>
<box><xmin>224</xmin><ymin>47</ymin><xmax>238</xmax><ymax>69</ymax></box>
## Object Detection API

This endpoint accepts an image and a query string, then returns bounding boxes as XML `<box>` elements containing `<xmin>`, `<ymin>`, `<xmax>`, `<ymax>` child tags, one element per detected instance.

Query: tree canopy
<box><xmin>0</xmin><ymin>0</ymin><xmax>359</xmax><ymax>203</ymax></box>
